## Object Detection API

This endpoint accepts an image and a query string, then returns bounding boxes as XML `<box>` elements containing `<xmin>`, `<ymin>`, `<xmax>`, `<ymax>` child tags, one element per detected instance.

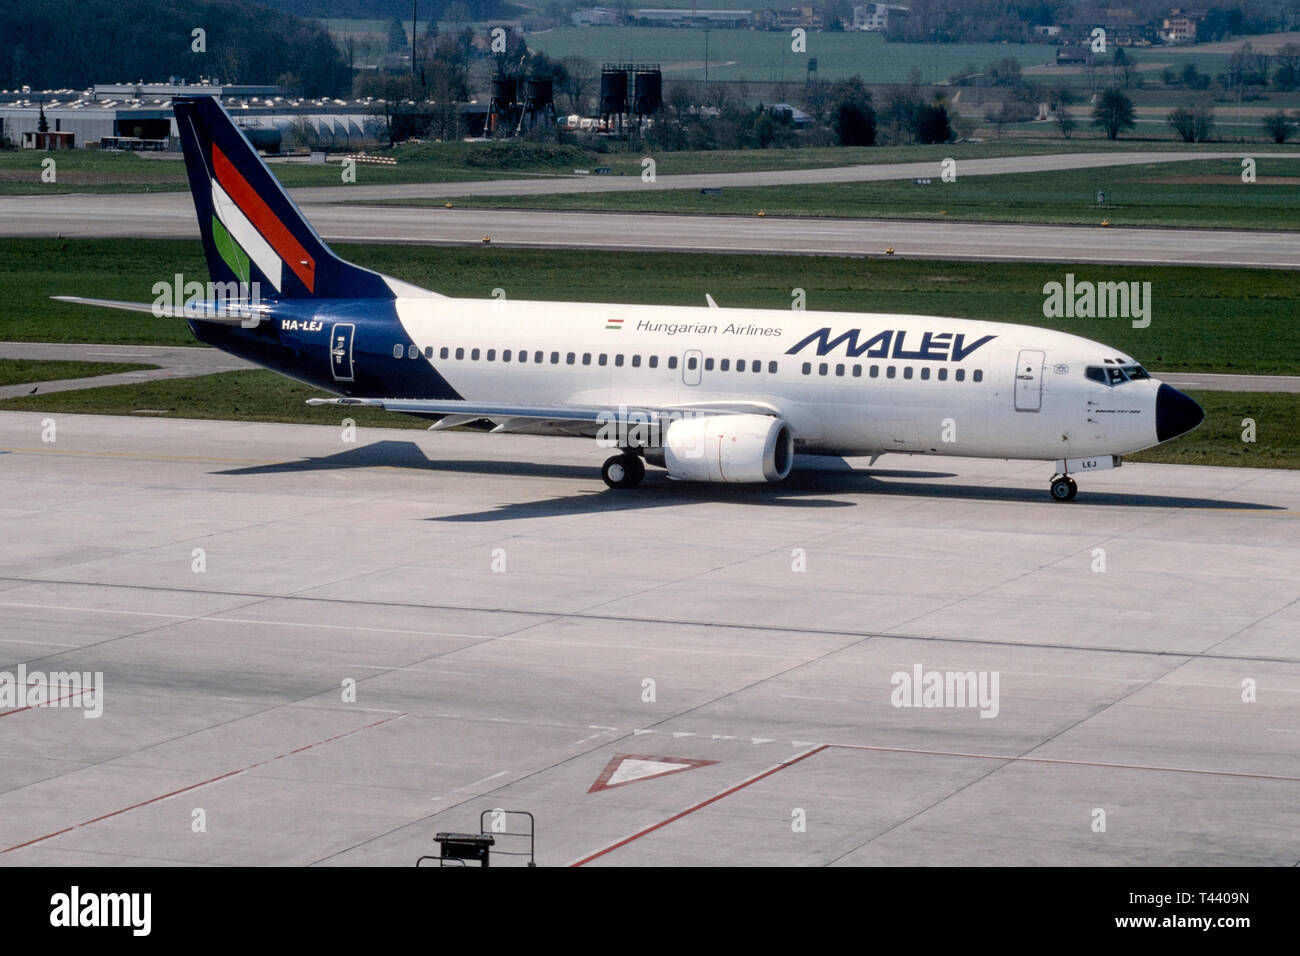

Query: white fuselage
<box><xmin>387</xmin><ymin>297</ymin><xmax>1161</xmax><ymax>462</ymax></box>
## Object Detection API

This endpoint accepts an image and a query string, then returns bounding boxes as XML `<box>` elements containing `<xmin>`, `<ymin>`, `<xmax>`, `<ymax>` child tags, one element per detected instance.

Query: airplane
<box><xmin>56</xmin><ymin>96</ymin><xmax>1204</xmax><ymax>502</ymax></box>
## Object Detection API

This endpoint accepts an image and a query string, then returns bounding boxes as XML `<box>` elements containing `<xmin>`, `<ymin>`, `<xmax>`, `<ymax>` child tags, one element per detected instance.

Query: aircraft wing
<box><xmin>305</xmin><ymin>396</ymin><xmax>782</xmax><ymax>437</ymax></box>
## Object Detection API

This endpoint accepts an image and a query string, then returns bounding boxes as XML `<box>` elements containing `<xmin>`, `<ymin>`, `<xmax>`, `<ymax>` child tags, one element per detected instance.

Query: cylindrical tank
<box><xmin>599</xmin><ymin>69</ymin><xmax>628</xmax><ymax>116</ymax></box>
<box><xmin>526</xmin><ymin>77</ymin><xmax>553</xmax><ymax>110</ymax></box>
<box><xmin>632</xmin><ymin>69</ymin><xmax>662</xmax><ymax>116</ymax></box>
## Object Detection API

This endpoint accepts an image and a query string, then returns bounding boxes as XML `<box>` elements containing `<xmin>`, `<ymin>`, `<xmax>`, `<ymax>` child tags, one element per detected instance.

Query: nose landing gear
<box><xmin>1049</xmin><ymin>474</ymin><xmax>1078</xmax><ymax>502</ymax></box>
<box><xmin>602</xmin><ymin>452</ymin><xmax>646</xmax><ymax>489</ymax></box>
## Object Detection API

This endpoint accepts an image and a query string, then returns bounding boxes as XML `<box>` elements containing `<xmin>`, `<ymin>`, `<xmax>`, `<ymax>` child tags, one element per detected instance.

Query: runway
<box><xmin>4</xmin><ymin>191</ymin><xmax>1299</xmax><ymax>267</ymax></box>
<box><xmin>0</xmin><ymin>413</ymin><xmax>1296</xmax><ymax>866</ymax></box>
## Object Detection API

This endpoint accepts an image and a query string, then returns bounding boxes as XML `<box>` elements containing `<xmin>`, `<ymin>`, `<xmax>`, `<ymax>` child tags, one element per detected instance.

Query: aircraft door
<box><xmin>682</xmin><ymin>349</ymin><xmax>703</xmax><ymax>386</ymax></box>
<box><xmin>1014</xmin><ymin>348</ymin><xmax>1045</xmax><ymax>411</ymax></box>
<box><xmin>330</xmin><ymin>322</ymin><xmax>355</xmax><ymax>382</ymax></box>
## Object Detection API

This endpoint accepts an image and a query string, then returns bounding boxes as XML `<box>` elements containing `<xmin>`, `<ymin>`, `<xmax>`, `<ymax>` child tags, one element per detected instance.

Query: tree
<box><xmin>1112</xmin><ymin>47</ymin><xmax>1138</xmax><ymax>90</ymax></box>
<box><xmin>1262</xmin><ymin>110</ymin><xmax>1295</xmax><ymax>144</ymax></box>
<box><xmin>1167</xmin><ymin>105</ymin><xmax>1214</xmax><ymax>143</ymax></box>
<box><xmin>1092</xmin><ymin>89</ymin><xmax>1135</xmax><ymax>140</ymax></box>
<box><xmin>387</xmin><ymin>17</ymin><xmax>407</xmax><ymax>54</ymax></box>
<box><xmin>37</xmin><ymin>104</ymin><xmax>48</xmax><ymax>133</ymax></box>
<box><xmin>833</xmin><ymin>101</ymin><xmax>876</xmax><ymax>146</ymax></box>
<box><xmin>559</xmin><ymin>56</ymin><xmax>596</xmax><ymax>114</ymax></box>
<box><xmin>1274</xmin><ymin>42</ymin><xmax>1300</xmax><ymax>91</ymax></box>
<box><xmin>912</xmin><ymin>103</ymin><xmax>952</xmax><ymax>144</ymax></box>
<box><xmin>1049</xmin><ymin>87</ymin><xmax>1075</xmax><ymax>139</ymax></box>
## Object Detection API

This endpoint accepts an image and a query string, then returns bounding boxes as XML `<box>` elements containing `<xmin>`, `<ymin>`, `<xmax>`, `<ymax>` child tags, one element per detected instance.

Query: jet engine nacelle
<box><xmin>663</xmin><ymin>414</ymin><xmax>794</xmax><ymax>484</ymax></box>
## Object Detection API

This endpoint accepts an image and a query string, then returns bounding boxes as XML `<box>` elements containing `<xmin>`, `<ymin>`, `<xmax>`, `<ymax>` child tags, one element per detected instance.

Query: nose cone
<box><xmin>1156</xmin><ymin>384</ymin><xmax>1205</xmax><ymax>443</ymax></box>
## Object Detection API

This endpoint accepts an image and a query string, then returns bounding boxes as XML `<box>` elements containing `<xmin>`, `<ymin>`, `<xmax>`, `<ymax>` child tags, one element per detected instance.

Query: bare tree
<box><xmin>560</xmin><ymin>56</ymin><xmax>596</xmax><ymax>114</ymax></box>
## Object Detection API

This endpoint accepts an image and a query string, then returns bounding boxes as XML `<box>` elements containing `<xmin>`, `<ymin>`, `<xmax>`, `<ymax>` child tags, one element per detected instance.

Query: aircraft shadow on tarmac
<box><xmin>212</xmin><ymin>439</ymin><xmax>1284</xmax><ymax>521</ymax></box>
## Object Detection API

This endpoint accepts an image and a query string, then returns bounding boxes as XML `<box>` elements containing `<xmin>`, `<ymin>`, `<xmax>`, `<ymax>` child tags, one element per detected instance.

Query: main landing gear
<box><xmin>601</xmin><ymin>452</ymin><xmax>645</xmax><ymax>489</ymax></box>
<box><xmin>1049</xmin><ymin>474</ymin><xmax>1078</xmax><ymax>502</ymax></box>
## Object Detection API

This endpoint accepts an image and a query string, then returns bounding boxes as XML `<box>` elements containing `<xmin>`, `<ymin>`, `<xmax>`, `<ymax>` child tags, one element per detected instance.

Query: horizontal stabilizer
<box><xmin>52</xmin><ymin>296</ymin><xmax>267</xmax><ymax>326</ymax></box>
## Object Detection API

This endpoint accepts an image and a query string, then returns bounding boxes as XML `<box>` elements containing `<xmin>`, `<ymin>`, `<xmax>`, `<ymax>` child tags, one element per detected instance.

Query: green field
<box><xmin>7</xmin><ymin>138</ymin><xmax>1269</xmax><ymax>196</ymax></box>
<box><xmin>528</xmin><ymin>28</ymin><xmax>1061</xmax><ymax>84</ymax></box>
<box><xmin>1126</xmin><ymin>391</ymin><xmax>1297</xmax><ymax>469</ymax></box>
<box><xmin>0</xmin><ymin>371</ymin><xmax>1291</xmax><ymax>469</ymax></box>
<box><xmin>0</xmin><ymin>359</ymin><xmax>157</xmax><ymax>386</ymax></box>
<box><xmin>422</xmin><ymin>157</ymin><xmax>1300</xmax><ymax>230</ymax></box>
<box><xmin>2</xmin><ymin>239</ymin><xmax>1297</xmax><ymax>377</ymax></box>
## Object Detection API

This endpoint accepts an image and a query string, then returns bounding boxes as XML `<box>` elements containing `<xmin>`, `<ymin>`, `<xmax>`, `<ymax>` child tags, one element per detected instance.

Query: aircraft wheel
<box><xmin>602</xmin><ymin>453</ymin><xmax>645</xmax><ymax>489</ymax></box>
<box><xmin>1050</xmin><ymin>475</ymin><xmax>1078</xmax><ymax>502</ymax></box>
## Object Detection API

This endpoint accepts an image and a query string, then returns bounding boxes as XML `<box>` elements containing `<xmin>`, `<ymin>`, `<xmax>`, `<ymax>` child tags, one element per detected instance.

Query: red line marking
<box><xmin>2</xmin><ymin>714</ymin><xmax>402</xmax><ymax>854</ymax></box>
<box><xmin>0</xmin><ymin>687</ymin><xmax>89</xmax><ymax>717</ymax></box>
<box><xmin>212</xmin><ymin>143</ymin><xmax>316</xmax><ymax>292</ymax></box>
<box><xmin>570</xmin><ymin>745</ymin><xmax>828</xmax><ymax>866</ymax></box>
<box><xmin>571</xmin><ymin>736</ymin><xmax>1300</xmax><ymax>865</ymax></box>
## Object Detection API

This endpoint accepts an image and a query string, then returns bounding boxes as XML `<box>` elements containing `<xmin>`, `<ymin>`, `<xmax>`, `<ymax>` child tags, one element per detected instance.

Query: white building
<box><xmin>571</xmin><ymin>7</ymin><xmax>620</xmax><ymax>27</ymax></box>
<box><xmin>851</xmin><ymin>3</ymin><xmax>904</xmax><ymax>31</ymax></box>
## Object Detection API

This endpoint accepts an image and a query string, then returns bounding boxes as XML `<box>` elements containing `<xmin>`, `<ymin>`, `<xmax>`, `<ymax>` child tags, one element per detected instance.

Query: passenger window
<box><xmin>455</xmin><ymin>347</ymin><xmax>464</xmax><ymax>360</ymax></box>
<box><xmin>424</xmin><ymin>346</ymin><xmax>433</xmax><ymax>359</ymax></box>
<box><xmin>669</xmin><ymin>356</ymin><xmax>678</xmax><ymax>369</ymax></box>
<box><xmin>955</xmin><ymin>368</ymin><xmax>965</xmax><ymax>381</ymax></box>
<box><xmin>835</xmin><ymin>363</ymin><xmax>845</xmax><ymax>377</ymax></box>
<box><xmin>920</xmin><ymin>367</ymin><xmax>930</xmax><ymax>380</ymax></box>
<box><xmin>599</xmin><ymin>353</ymin><xmax>608</xmax><ymax>366</ymax></box>
<box><xmin>582</xmin><ymin>353</ymin><xmax>591</xmax><ymax>365</ymax></box>
<box><xmin>938</xmin><ymin>367</ymin><xmax>947</xmax><ymax>381</ymax></box>
<box><xmin>903</xmin><ymin>367</ymin><xmax>913</xmax><ymax>380</ymax></box>
<box><xmin>973</xmin><ymin>369</ymin><xmax>983</xmax><ymax>383</ymax></box>
<box><xmin>632</xmin><ymin>355</ymin><xmax>641</xmax><ymax>367</ymax></box>
<box><xmin>566</xmin><ymin>352</ymin><xmax>575</xmax><ymax>364</ymax></box>
<box><xmin>615</xmin><ymin>354</ymin><xmax>625</xmax><ymax>367</ymax></box>
<box><xmin>768</xmin><ymin>361</ymin><xmax>778</xmax><ymax>374</ymax></box>
<box><xmin>886</xmin><ymin>366</ymin><xmax>896</xmax><ymax>379</ymax></box>
<box><xmin>440</xmin><ymin>347</ymin><xmax>449</xmax><ymax>359</ymax></box>
<box><xmin>687</xmin><ymin>357</ymin><xmax>697</xmax><ymax>370</ymax></box>
<box><xmin>535</xmin><ymin>351</ymin><xmax>544</xmax><ymax>363</ymax></box>
<box><xmin>802</xmin><ymin>362</ymin><xmax>811</xmax><ymax>375</ymax></box>
<box><xmin>393</xmin><ymin>344</ymin><xmax>404</xmax><ymax>358</ymax></box>
<box><xmin>704</xmin><ymin>358</ymin><xmax>714</xmax><ymax>371</ymax></box>
<box><xmin>519</xmin><ymin>350</ymin><xmax>527</xmax><ymax>363</ymax></box>
<box><xmin>405</xmin><ymin>345</ymin><xmax>415</xmax><ymax>359</ymax></box>
<box><xmin>649</xmin><ymin>356</ymin><xmax>659</xmax><ymax>368</ymax></box>
<box><xmin>471</xmin><ymin>348</ymin><xmax>480</xmax><ymax>361</ymax></box>
<box><xmin>720</xmin><ymin>359</ymin><xmax>730</xmax><ymax>372</ymax></box>
<box><xmin>870</xmin><ymin>365</ymin><xmax>879</xmax><ymax>378</ymax></box>
<box><xmin>852</xmin><ymin>365</ymin><xmax>862</xmax><ymax>377</ymax></box>
<box><xmin>502</xmin><ymin>350</ymin><xmax>511</xmax><ymax>362</ymax></box>
<box><xmin>486</xmin><ymin>349</ymin><xmax>495</xmax><ymax>361</ymax></box>
<box><xmin>818</xmin><ymin>363</ymin><xmax>828</xmax><ymax>376</ymax></box>
<box><xmin>736</xmin><ymin>359</ymin><xmax>745</xmax><ymax>372</ymax></box>
<box><xmin>550</xmin><ymin>352</ymin><xmax>560</xmax><ymax>364</ymax></box>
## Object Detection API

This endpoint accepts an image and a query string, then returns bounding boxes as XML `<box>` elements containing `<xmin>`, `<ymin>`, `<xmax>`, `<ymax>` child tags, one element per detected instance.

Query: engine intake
<box><xmin>663</xmin><ymin>414</ymin><xmax>794</xmax><ymax>484</ymax></box>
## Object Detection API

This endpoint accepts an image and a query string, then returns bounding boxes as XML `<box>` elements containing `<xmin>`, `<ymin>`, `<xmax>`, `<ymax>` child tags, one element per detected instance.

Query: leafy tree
<box><xmin>1092</xmin><ymin>89</ymin><xmax>1135</xmax><ymax>140</ymax></box>
<box><xmin>833</xmin><ymin>101</ymin><xmax>876</xmax><ymax>146</ymax></box>
<box><xmin>912</xmin><ymin>103</ymin><xmax>952</xmax><ymax>144</ymax></box>
<box><xmin>388</xmin><ymin>16</ymin><xmax>408</xmax><ymax>54</ymax></box>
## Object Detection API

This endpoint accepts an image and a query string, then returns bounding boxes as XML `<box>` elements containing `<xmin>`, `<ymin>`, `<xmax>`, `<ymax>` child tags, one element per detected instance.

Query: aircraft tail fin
<box><xmin>172</xmin><ymin>95</ymin><xmax>426</xmax><ymax>300</ymax></box>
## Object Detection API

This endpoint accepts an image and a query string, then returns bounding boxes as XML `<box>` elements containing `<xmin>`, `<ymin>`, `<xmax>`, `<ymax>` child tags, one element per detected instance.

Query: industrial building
<box><xmin>0</xmin><ymin>82</ymin><xmax>387</xmax><ymax>152</ymax></box>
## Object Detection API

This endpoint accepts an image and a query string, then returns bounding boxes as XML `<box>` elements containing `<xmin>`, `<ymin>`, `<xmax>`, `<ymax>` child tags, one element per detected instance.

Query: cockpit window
<box><xmin>1087</xmin><ymin>363</ymin><xmax>1151</xmax><ymax>386</ymax></box>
